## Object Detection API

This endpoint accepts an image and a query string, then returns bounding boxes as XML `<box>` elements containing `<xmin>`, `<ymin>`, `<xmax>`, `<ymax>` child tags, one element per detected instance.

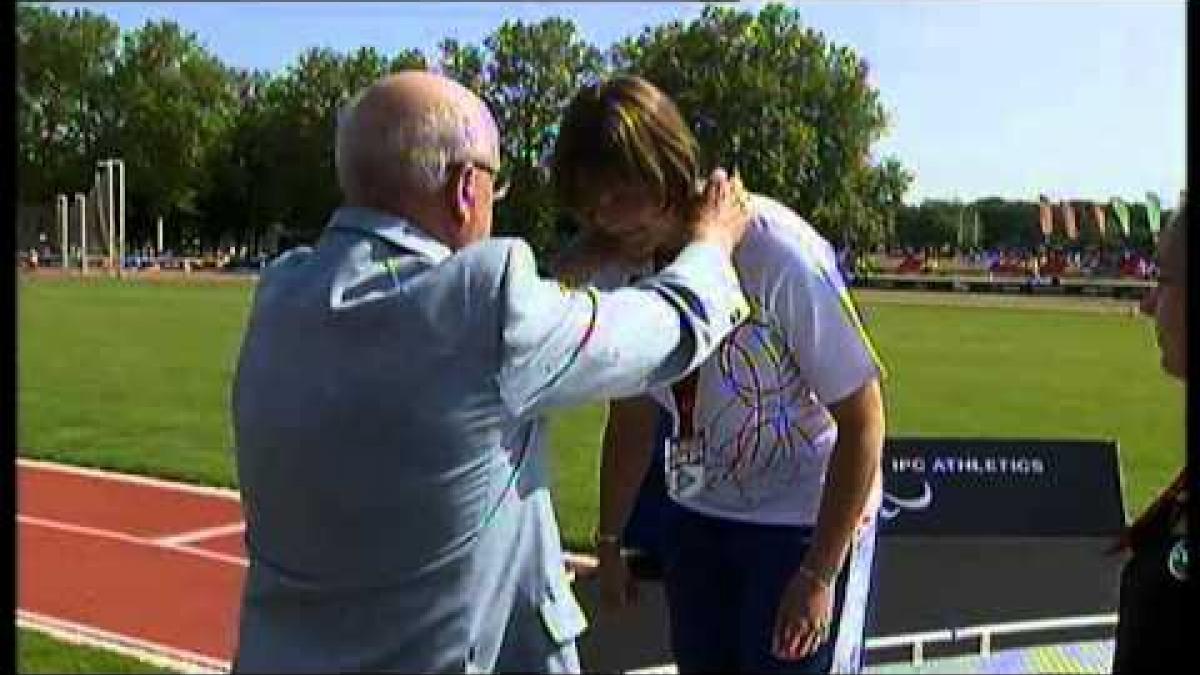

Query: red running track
<box><xmin>17</xmin><ymin>458</ymin><xmax>246</xmax><ymax>671</ymax></box>
<box><xmin>16</xmin><ymin>458</ymin><xmax>600</xmax><ymax>672</ymax></box>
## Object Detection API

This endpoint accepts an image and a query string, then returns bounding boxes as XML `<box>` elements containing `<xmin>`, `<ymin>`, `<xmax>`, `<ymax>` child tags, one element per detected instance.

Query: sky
<box><xmin>52</xmin><ymin>1</ymin><xmax>1187</xmax><ymax>207</ymax></box>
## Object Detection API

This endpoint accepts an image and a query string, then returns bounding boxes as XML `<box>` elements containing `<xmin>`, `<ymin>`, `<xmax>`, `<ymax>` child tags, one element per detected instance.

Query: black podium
<box><xmin>575</xmin><ymin>436</ymin><xmax>1128</xmax><ymax>671</ymax></box>
<box><xmin>869</xmin><ymin>437</ymin><xmax>1126</xmax><ymax>663</ymax></box>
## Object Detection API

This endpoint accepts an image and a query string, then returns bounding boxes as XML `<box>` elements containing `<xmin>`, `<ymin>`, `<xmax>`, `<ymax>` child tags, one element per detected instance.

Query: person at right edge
<box><xmin>1111</xmin><ymin>200</ymin><xmax>1189</xmax><ymax>672</ymax></box>
<box><xmin>551</xmin><ymin>75</ymin><xmax>886</xmax><ymax>674</ymax></box>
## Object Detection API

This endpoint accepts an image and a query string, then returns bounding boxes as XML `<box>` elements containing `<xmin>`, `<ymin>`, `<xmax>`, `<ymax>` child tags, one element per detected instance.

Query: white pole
<box><xmin>107</xmin><ymin>161</ymin><xmax>116</xmax><ymax>273</ymax></box>
<box><xmin>80</xmin><ymin>192</ymin><xmax>89</xmax><ymax>274</ymax></box>
<box><xmin>117</xmin><ymin>159</ymin><xmax>125</xmax><ymax>278</ymax></box>
<box><xmin>91</xmin><ymin>168</ymin><xmax>103</xmax><ymax>272</ymax></box>
<box><xmin>75</xmin><ymin>193</ymin><xmax>87</xmax><ymax>274</ymax></box>
<box><xmin>58</xmin><ymin>194</ymin><xmax>69</xmax><ymax>270</ymax></box>
<box><xmin>157</xmin><ymin>216</ymin><xmax>164</xmax><ymax>256</ymax></box>
<box><xmin>103</xmin><ymin>160</ymin><xmax>115</xmax><ymax>273</ymax></box>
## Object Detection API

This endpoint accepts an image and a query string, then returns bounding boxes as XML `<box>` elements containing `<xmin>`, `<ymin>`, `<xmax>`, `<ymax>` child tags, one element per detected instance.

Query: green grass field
<box><xmin>17</xmin><ymin>629</ymin><xmax>172</xmax><ymax>674</ymax></box>
<box><xmin>18</xmin><ymin>275</ymin><xmax>1183</xmax><ymax>552</ymax></box>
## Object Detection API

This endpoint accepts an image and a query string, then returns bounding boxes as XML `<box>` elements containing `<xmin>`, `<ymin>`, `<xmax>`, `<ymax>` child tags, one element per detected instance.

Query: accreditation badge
<box><xmin>667</xmin><ymin>436</ymin><xmax>704</xmax><ymax>500</ymax></box>
<box><xmin>1167</xmin><ymin>537</ymin><xmax>1189</xmax><ymax>582</ymax></box>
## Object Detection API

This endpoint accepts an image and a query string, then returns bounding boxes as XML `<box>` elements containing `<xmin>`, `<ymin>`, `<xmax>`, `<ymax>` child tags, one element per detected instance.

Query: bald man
<box><xmin>230</xmin><ymin>71</ymin><xmax>752</xmax><ymax>672</ymax></box>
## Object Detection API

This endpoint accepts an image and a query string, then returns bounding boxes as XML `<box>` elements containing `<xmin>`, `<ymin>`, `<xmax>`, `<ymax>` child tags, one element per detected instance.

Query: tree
<box><xmin>814</xmin><ymin>154</ymin><xmax>913</xmax><ymax>251</ymax></box>
<box><xmin>195</xmin><ymin>68</ymin><xmax>277</xmax><ymax>252</ymax></box>
<box><xmin>481</xmin><ymin>19</ymin><xmax>606</xmax><ymax>256</ymax></box>
<box><xmin>436</xmin><ymin>38</ymin><xmax>486</xmax><ymax>97</ymax></box>
<box><xmin>894</xmin><ymin>201</ymin><xmax>964</xmax><ymax>250</ymax></box>
<box><xmin>612</xmin><ymin>3</ymin><xmax>908</xmax><ymax>249</ymax></box>
<box><xmin>109</xmin><ymin>20</ymin><xmax>238</xmax><ymax>250</ymax></box>
<box><xmin>873</xmin><ymin>158</ymin><xmax>913</xmax><ymax>248</ymax></box>
<box><xmin>970</xmin><ymin>198</ymin><xmax>1040</xmax><ymax>250</ymax></box>
<box><xmin>16</xmin><ymin>5</ymin><xmax>121</xmax><ymax>203</ymax></box>
<box><xmin>248</xmin><ymin>46</ymin><xmax>427</xmax><ymax>243</ymax></box>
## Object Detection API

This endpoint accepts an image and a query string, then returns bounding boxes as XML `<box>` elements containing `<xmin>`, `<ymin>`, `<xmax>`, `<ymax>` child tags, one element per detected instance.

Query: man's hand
<box><xmin>772</xmin><ymin>566</ymin><xmax>835</xmax><ymax>661</ymax></box>
<box><xmin>688</xmin><ymin>168</ymin><xmax>751</xmax><ymax>256</ymax></box>
<box><xmin>596</xmin><ymin>540</ymin><xmax>638</xmax><ymax>611</ymax></box>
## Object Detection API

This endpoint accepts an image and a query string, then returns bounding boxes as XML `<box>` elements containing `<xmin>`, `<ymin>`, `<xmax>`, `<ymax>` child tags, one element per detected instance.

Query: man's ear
<box><xmin>445</xmin><ymin>163</ymin><xmax>477</xmax><ymax>226</ymax></box>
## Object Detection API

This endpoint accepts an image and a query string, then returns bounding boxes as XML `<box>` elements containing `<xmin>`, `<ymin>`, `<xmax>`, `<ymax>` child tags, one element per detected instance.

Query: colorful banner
<box><xmin>1038</xmin><ymin>194</ymin><xmax>1054</xmax><ymax>237</ymax></box>
<box><xmin>1062</xmin><ymin>201</ymin><xmax>1077</xmax><ymax>240</ymax></box>
<box><xmin>1111</xmin><ymin>197</ymin><xmax>1131</xmax><ymax>238</ymax></box>
<box><xmin>1146</xmin><ymin>191</ymin><xmax>1162</xmax><ymax>234</ymax></box>
<box><xmin>1091</xmin><ymin>203</ymin><xmax>1107</xmax><ymax>238</ymax></box>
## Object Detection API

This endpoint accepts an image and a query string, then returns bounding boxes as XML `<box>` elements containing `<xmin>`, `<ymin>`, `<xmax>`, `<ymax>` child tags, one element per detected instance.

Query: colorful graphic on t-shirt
<box><xmin>670</xmin><ymin>297</ymin><xmax>832</xmax><ymax>507</ymax></box>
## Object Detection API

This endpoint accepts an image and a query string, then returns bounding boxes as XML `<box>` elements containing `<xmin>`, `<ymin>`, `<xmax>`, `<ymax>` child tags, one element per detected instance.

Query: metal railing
<box><xmin>864</xmin><ymin>613</ymin><xmax>1118</xmax><ymax>667</ymax></box>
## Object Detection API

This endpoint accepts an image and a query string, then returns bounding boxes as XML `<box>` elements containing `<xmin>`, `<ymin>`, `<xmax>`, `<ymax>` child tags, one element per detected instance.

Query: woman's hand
<box><xmin>772</xmin><ymin>566</ymin><xmax>835</xmax><ymax>661</ymax></box>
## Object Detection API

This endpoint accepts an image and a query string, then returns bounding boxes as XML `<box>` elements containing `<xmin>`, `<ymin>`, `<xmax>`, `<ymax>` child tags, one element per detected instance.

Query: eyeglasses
<box><xmin>462</xmin><ymin>159</ymin><xmax>510</xmax><ymax>202</ymax></box>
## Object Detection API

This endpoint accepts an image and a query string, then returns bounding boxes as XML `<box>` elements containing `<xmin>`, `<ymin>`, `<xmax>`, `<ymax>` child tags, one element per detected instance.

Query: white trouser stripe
<box><xmin>831</xmin><ymin>518</ymin><xmax>877</xmax><ymax>673</ymax></box>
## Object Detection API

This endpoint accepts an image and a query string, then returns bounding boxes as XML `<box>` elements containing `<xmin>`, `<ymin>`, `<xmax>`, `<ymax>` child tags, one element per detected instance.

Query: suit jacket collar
<box><xmin>328</xmin><ymin>206</ymin><xmax>452</xmax><ymax>265</ymax></box>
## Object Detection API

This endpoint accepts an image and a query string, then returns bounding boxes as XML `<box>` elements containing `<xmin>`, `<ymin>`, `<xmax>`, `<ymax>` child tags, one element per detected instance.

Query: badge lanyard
<box><xmin>667</xmin><ymin>352</ymin><xmax>704</xmax><ymax>498</ymax></box>
<box><xmin>672</xmin><ymin>374</ymin><xmax>699</xmax><ymax>453</ymax></box>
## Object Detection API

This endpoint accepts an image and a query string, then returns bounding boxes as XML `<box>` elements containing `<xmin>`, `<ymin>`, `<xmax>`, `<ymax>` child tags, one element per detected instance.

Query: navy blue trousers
<box><xmin>659</xmin><ymin>504</ymin><xmax>873</xmax><ymax>674</ymax></box>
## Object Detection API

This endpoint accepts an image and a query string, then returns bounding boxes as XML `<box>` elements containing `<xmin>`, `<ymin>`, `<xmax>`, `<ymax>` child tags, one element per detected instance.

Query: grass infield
<box><xmin>18</xmin><ymin>274</ymin><xmax>1183</xmax><ymax>554</ymax></box>
<box><xmin>17</xmin><ymin>629</ymin><xmax>173</xmax><ymax>674</ymax></box>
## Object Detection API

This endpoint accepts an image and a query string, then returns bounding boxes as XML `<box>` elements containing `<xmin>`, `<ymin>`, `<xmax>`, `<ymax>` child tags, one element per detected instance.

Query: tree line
<box><xmin>27</xmin><ymin>3</ymin><xmax>1158</xmax><ymax>260</ymax></box>
<box><xmin>18</xmin><ymin>3</ymin><xmax>918</xmax><ymax>258</ymax></box>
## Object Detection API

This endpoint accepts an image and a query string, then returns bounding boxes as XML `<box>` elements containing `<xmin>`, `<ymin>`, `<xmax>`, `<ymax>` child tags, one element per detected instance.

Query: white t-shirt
<box><xmin>593</xmin><ymin>195</ymin><xmax>885</xmax><ymax>526</ymax></box>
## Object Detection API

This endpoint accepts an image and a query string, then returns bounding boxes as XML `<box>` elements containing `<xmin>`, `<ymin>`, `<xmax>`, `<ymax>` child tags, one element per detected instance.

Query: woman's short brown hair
<box><xmin>551</xmin><ymin>75</ymin><xmax>700</xmax><ymax>218</ymax></box>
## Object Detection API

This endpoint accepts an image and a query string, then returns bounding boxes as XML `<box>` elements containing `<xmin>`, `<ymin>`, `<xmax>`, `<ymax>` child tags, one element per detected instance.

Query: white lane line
<box><xmin>625</xmin><ymin>665</ymin><xmax>678</xmax><ymax>674</ymax></box>
<box><xmin>154</xmin><ymin>522</ymin><xmax>245</xmax><ymax>546</ymax></box>
<box><xmin>17</xmin><ymin>609</ymin><xmax>231</xmax><ymax>673</ymax></box>
<box><xmin>18</xmin><ymin>515</ymin><xmax>248</xmax><ymax>568</ymax></box>
<box><xmin>18</xmin><ymin>458</ymin><xmax>598</xmax><ymax>578</ymax></box>
<box><xmin>17</xmin><ymin>457</ymin><xmax>242</xmax><ymax>502</ymax></box>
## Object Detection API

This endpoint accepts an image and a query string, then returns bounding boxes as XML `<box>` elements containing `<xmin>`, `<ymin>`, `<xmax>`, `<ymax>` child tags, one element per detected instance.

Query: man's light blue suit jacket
<box><xmin>231</xmin><ymin>206</ymin><xmax>747</xmax><ymax>673</ymax></box>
